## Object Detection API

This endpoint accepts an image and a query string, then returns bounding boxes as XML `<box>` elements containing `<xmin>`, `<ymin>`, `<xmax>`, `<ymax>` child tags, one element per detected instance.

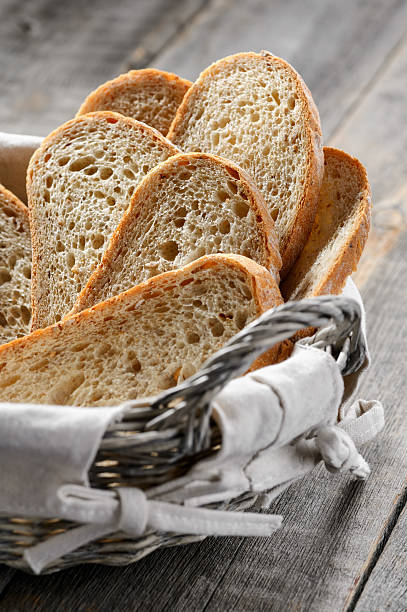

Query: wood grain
<box><xmin>353</xmin><ymin>499</ymin><xmax>407</xmax><ymax>611</ymax></box>
<box><xmin>0</xmin><ymin>0</ymin><xmax>206</xmax><ymax>135</ymax></box>
<box><xmin>332</xmin><ymin>35</ymin><xmax>407</xmax><ymax>289</ymax></box>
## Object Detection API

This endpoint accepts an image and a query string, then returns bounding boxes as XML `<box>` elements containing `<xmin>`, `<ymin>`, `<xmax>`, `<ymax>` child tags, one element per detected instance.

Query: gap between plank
<box><xmin>344</xmin><ymin>479</ymin><xmax>407</xmax><ymax>611</ymax></box>
<box><xmin>328</xmin><ymin>29</ymin><xmax>407</xmax><ymax>143</ymax></box>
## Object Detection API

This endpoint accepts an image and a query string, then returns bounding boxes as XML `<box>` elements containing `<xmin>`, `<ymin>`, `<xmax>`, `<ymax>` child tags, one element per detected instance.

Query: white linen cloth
<box><xmin>0</xmin><ymin>132</ymin><xmax>384</xmax><ymax>573</ymax></box>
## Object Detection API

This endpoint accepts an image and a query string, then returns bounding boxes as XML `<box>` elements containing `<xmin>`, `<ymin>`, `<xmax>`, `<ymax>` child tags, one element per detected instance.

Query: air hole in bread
<box><xmin>227</xmin><ymin>180</ymin><xmax>238</xmax><ymax>195</ymax></box>
<box><xmin>44</xmin><ymin>153</ymin><xmax>51</xmax><ymax>163</ymax></box>
<box><xmin>212</xmin><ymin>133</ymin><xmax>220</xmax><ymax>146</ymax></box>
<box><xmin>186</xmin><ymin>331</ymin><xmax>200</xmax><ymax>344</ymax></box>
<box><xmin>0</xmin><ymin>375</ymin><xmax>20</xmax><ymax>389</ymax></box>
<box><xmin>123</xmin><ymin>168</ymin><xmax>135</xmax><ymax>180</ymax></box>
<box><xmin>233</xmin><ymin>200</ymin><xmax>249</xmax><ymax>218</ymax></box>
<box><xmin>174</xmin><ymin>217</ymin><xmax>185</xmax><ymax>228</ymax></box>
<box><xmin>106</xmin><ymin>196</ymin><xmax>115</xmax><ymax>207</ymax></box>
<box><xmin>106</xmin><ymin>117</ymin><xmax>118</xmax><ymax>124</ymax></box>
<box><xmin>21</xmin><ymin>306</ymin><xmax>31</xmax><ymax>326</ymax></box>
<box><xmin>159</xmin><ymin>240</ymin><xmax>179</xmax><ymax>261</ymax></box>
<box><xmin>92</xmin><ymin>234</ymin><xmax>105</xmax><ymax>249</ymax></box>
<box><xmin>0</xmin><ymin>313</ymin><xmax>7</xmax><ymax>327</ymax></box>
<box><xmin>272</xmin><ymin>90</ymin><xmax>280</xmax><ymax>105</ymax></box>
<box><xmin>0</xmin><ymin>269</ymin><xmax>11</xmax><ymax>284</ymax></box>
<box><xmin>8</xmin><ymin>254</ymin><xmax>16</xmax><ymax>268</ymax></box>
<box><xmin>56</xmin><ymin>240</ymin><xmax>65</xmax><ymax>253</ymax></box>
<box><xmin>43</xmin><ymin>189</ymin><xmax>50</xmax><ymax>203</ymax></box>
<box><xmin>235</xmin><ymin>309</ymin><xmax>248</xmax><ymax>329</ymax></box>
<box><xmin>69</xmin><ymin>156</ymin><xmax>95</xmax><ymax>172</ymax></box>
<box><xmin>216</xmin><ymin>189</ymin><xmax>228</xmax><ymax>203</ymax></box>
<box><xmin>67</xmin><ymin>252</ymin><xmax>75</xmax><ymax>269</ymax></box>
<box><xmin>209</xmin><ymin>317</ymin><xmax>224</xmax><ymax>337</ymax></box>
<box><xmin>84</xmin><ymin>166</ymin><xmax>98</xmax><ymax>176</ymax></box>
<box><xmin>126</xmin><ymin>350</ymin><xmax>141</xmax><ymax>374</ymax></box>
<box><xmin>46</xmin><ymin>176</ymin><xmax>53</xmax><ymax>188</ymax></box>
<box><xmin>251</xmin><ymin>112</ymin><xmax>260</xmax><ymax>122</ymax></box>
<box><xmin>100</xmin><ymin>167</ymin><xmax>114</xmax><ymax>180</ymax></box>
<box><xmin>219</xmin><ymin>219</ymin><xmax>230</xmax><ymax>234</ymax></box>
<box><xmin>22</xmin><ymin>266</ymin><xmax>31</xmax><ymax>279</ymax></box>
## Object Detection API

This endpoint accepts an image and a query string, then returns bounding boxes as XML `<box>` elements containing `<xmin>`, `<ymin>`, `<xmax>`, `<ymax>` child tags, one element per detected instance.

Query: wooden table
<box><xmin>0</xmin><ymin>0</ymin><xmax>406</xmax><ymax>609</ymax></box>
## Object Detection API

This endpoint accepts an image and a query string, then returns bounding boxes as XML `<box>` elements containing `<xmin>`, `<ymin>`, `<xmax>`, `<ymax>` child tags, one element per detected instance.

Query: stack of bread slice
<box><xmin>0</xmin><ymin>54</ymin><xmax>371</xmax><ymax>406</ymax></box>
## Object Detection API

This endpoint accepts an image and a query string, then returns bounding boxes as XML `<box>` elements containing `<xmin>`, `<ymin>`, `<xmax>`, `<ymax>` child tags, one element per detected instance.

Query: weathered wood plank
<box><xmin>0</xmin><ymin>0</ymin><xmax>207</xmax><ymax>135</ymax></box>
<box><xmin>353</xmin><ymin>499</ymin><xmax>407</xmax><ymax>611</ymax></box>
<box><xmin>332</xmin><ymin>34</ymin><xmax>407</xmax><ymax>289</ymax></box>
<box><xmin>153</xmin><ymin>0</ymin><xmax>407</xmax><ymax>139</ymax></box>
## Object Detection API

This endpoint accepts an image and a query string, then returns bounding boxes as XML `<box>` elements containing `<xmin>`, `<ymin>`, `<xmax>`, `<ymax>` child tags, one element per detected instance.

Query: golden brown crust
<box><xmin>77</xmin><ymin>69</ymin><xmax>191</xmax><ymax>135</ymax></box>
<box><xmin>0</xmin><ymin>255</ymin><xmax>282</xmax><ymax>377</ymax></box>
<box><xmin>27</xmin><ymin>111</ymin><xmax>180</xmax><ymax>331</ymax></box>
<box><xmin>281</xmin><ymin>147</ymin><xmax>372</xmax><ymax>301</ymax></box>
<box><xmin>69</xmin><ymin>151</ymin><xmax>282</xmax><ymax>316</ymax></box>
<box><xmin>167</xmin><ymin>52</ymin><xmax>324</xmax><ymax>277</ymax></box>
<box><xmin>280</xmin><ymin>147</ymin><xmax>371</xmax><ymax>358</ymax></box>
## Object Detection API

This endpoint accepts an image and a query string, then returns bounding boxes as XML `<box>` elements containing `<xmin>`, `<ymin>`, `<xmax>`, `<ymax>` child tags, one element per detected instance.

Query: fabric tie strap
<box><xmin>24</xmin><ymin>486</ymin><xmax>283</xmax><ymax>574</ymax></box>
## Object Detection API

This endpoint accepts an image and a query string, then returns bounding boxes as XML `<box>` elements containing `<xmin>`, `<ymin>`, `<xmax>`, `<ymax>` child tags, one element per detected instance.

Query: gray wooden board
<box><xmin>0</xmin><ymin>0</ymin><xmax>207</xmax><ymax>135</ymax></box>
<box><xmin>153</xmin><ymin>0</ymin><xmax>407</xmax><ymax>140</ymax></box>
<box><xmin>0</xmin><ymin>0</ymin><xmax>407</xmax><ymax>609</ymax></box>
<box><xmin>354</xmin><ymin>501</ymin><xmax>407</xmax><ymax>612</ymax></box>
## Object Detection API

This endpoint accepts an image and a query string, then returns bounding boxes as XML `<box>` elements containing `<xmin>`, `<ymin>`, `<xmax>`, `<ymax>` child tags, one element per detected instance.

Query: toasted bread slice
<box><xmin>27</xmin><ymin>111</ymin><xmax>179</xmax><ymax>330</ymax></box>
<box><xmin>77</xmin><ymin>69</ymin><xmax>191</xmax><ymax>136</ymax></box>
<box><xmin>69</xmin><ymin>152</ymin><xmax>282</xmax><ymax>315</ymax></box>
<box><xmin>168</xmin><ymin>51</ymin><xmax>324</xmax><ymax>277</ymax></box>
<box><xmin>0</xmin><ymin>185</ymin><xmax>32</xmax><ymax>343</ymax></box>
<box><xmin>0</xmin><ymin>254</ymin><xmax>283</xmax><ymax>406</ymax></box>
<box><xmin>281</xmin><ymin>147</ymin><xmax>371</xmax><ymax>301</ymax></box>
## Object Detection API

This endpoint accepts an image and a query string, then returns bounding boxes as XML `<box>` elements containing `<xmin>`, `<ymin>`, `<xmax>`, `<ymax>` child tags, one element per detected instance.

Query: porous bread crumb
<box><xmin>77</xmin><ymin>69</ymin><xmax>191</xmax><ymax>136</ymax></box>
<box><xmin>168</xmin><ymin>51</ymin><xmax>324</xmax><ymax>277</ymax></box>
<box><xmin>71</xmin><ymin>152</ymin><xmax>281</xmax><ymax>314</ymax></box>
<box><xmin>0</xmin><ymin>255</ymin><xmax>282</xmax><ymax>406</ymax></box>
<box><xmin>27</xmin><ymin>111</ymin><xmax>179</xmax><ymax>330</ymax></box>
<box><xmin>0</xmin><ymin>185</ymin><xmax>32</xmax><ymax>343</ymax></box>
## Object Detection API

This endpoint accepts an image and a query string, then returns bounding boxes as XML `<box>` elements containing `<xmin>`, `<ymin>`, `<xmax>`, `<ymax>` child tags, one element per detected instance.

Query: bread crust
<box><xmin>26</xmin><ymin>111</ymin><xmax>180</xmax><ymax>331</ymax></box>
<box><xmin>281</xmin><ymin>147</ymin><xmax>371</xmax><ymax>300</ymax></box>
<box><xmin>69</xmin><ymin>151</ymin><xmax>282</xmax><ymax>315</ymax></box>
<box><xmin>77</xmin><ymin>69</ymin><xmax>191</xmax><ymax>135</ymax></box>
<box><xmin>280</xmin><ymin>147</ymin><xmax>371</xmax><ymax>357</ymax></box>
<box><xmin>167</xmin><ymin>51</ymin><xmax>324</xmax><ymax>277</ymax></box>
<box><xmin>0</xmin><ymin>254</ymin><xmax>283</xmax><ymax>375</ymax></box>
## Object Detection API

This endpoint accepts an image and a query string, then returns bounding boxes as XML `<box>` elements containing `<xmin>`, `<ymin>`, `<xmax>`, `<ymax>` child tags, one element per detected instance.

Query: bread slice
<box><xmin>77</xmin><ymin>69</ymin><xmax>191</xmax><ymax>136</ymax></box>
<box><xmin>281</xmin><ymin>147</ymin><xmax>371</xmax><ymax>301</ymax></box>
<box><xmin>27</xmin><ymin>111</ymin><xmax>179</xmax><ymax>330</ymax></box>
<box><xmin>167</xmin><ymin>51</ymin><xmax>324</xmax><ymax>277</ymax></box>
<box><xmin>0</xmin><ymin>254</ymin><xmax>283</xmax><ymax>406</ymax></box>
<box><xmin>69</xmin><ymin>152</ymin><xmax>282</xmax><ymax>315</ymax></box>
<box><xmin>0</xmin><ymin>184</ymin><xmax>32</xmax><ymax>343</ymax></box>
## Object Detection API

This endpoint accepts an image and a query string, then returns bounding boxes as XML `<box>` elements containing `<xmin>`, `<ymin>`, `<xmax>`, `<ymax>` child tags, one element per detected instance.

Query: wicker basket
<box><xmin>0</xmin><ymin>294</ymin><xmax>372</xmax><ymax>573</ymax></box>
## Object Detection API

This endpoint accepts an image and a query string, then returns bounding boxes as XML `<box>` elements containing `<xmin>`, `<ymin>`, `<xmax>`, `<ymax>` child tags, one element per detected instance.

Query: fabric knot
<box><xmin>315</xmin><ymin>426</ymin><xmax>370</xmax><ymax>479</ymax></box>
<box><xmin>116</xmin><ymin>487</ymin><xmax>148</xmax><ymax>535</ymax></box>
